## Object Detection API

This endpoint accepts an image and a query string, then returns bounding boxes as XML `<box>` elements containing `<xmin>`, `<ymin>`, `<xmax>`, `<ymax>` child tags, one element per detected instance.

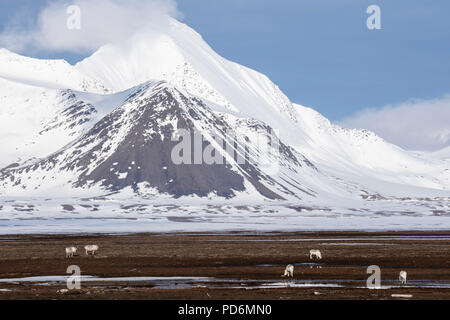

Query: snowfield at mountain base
<box><xmin>0</xmin><ymin>196</ymin><xmax>449</xmax><ymax>235</ymax></box>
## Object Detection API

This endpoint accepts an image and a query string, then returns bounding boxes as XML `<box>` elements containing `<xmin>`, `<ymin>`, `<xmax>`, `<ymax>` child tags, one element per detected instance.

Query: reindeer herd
<box><xmin>65</xmin><ymin>245</ymin><xmax>99</xmax><ymax>258</ymax></box>
<box><xmin>282</xmin><ymin>249</ymin><xmax>408</xmax><ymax>285</ymax></box>
<box><xmin>64</xmin><ymin>246</ymin><xmax>408</xmax><ymax>285</ymax></box>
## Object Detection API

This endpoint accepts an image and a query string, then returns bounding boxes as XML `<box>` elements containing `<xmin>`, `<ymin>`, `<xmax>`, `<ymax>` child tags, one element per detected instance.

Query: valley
<box><xmin>0</xmin><ymin>232</ymin><xmax>449</xmax><ymax>300</ymax></box>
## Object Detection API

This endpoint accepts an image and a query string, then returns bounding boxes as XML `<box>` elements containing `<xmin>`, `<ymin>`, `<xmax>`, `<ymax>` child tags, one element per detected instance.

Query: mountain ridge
<box><xmin>0</xmin><ymin>81</ymin><xmax>324</xmax><ymax>200</ymax></box>
<box><xmin>0</xmin><ymin>18</ymin><xmax>448</xmax><ymax>201</ymax></box>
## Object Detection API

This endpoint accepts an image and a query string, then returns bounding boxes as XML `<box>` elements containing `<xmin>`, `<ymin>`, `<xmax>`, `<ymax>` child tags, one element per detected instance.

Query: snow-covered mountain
<box><xmin>0</xmin><ymin>18</ymin><xmax>449</xmax><ymax>206</ymax></box>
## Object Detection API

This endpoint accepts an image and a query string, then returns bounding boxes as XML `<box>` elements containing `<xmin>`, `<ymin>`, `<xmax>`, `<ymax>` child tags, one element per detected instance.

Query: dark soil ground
<box><xmin>0</xmin><ymin>231</ymin><xmax>449</xmax><ymax>300</ymax></box>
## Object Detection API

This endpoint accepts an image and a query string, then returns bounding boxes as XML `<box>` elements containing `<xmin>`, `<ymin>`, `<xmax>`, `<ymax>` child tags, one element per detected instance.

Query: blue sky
<box><xmin>0</xmin><ymin>0</ymin><xmax>449</xmax><ymax>148</ymax></box>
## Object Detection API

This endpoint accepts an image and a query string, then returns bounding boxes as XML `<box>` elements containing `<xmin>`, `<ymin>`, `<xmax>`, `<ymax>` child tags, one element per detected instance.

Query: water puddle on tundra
<box><xmin>0</xmin><ymin>276</ymin><xmax>449</xmax><ymax>290</ymax></box>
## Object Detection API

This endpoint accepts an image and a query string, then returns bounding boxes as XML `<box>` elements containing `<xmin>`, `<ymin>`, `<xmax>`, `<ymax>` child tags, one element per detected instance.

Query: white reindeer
<box><xmin>310</xmin><ymin>249</ymin><xmax>322</xmax><ymax>260</ymax></box>
<box><xmin>282</xmin><ymin>264</ymin><xmax>294</xmax><ymax>278</ymax></box>
<box><xmin>85</xmin><ymin>245</ymin><xmax>99</xmax><ymax>256</ymax></box>
<box><xmin>399</xmin><ymin>271</ymin><xmax>407</xmax><ymax>285</ymax></box>
<box><xmin>65</xmin><ymin>247</ymin><xmax>77</xmax><ymax>258</ymax></box>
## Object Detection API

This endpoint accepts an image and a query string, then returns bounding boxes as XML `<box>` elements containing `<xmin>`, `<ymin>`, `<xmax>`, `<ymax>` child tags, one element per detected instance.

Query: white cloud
<box><xmin>0</xmin><ymin>0</ymin><xmax>180</xmax><ymax>54</ymax></box>
<box><xmin>339</xmin><ymin>95</ymin><xmax>450</xmax><ymax>151</ymax></box>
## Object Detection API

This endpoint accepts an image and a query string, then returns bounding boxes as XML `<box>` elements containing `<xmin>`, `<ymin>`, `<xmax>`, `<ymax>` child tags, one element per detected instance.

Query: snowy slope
<box><xmin>0</xmin><ymin>78</ymin><xmax>90</xmax><ymax>168</ymax></box>
<box><xmin>291</xmin><ymin>105</ymin><xmax>450</xmax><ymax>193</ymax></box>
<box><xmin>0</xmin><ymin>48</ymin><xmax>109</xmax><ymax>93</ymax></box>
<box><xmin>0</xmin><ymin>77</ymin><xmax>122</xmax><ymax>169</ymax></box>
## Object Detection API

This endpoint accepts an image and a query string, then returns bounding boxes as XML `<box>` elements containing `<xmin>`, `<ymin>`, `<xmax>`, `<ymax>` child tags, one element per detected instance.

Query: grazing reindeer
<box><xmin>310</xmin><ymin>249</ymin><xmax>322</xmax><ymax>260</ymax></box>
<box><xmin>399</xmin><ymin>271</ymin><xmax>407</xmax><ymax>285</ymax></box>
<box><xmin>65</xmin><ymin>247</ymin><xmax>77</xmax><ymax>258</ymax></box>
<box><xmin>84</xmin><ymin>245</ymin><xmax>99</xmax><ymax>256</ymax></box>
<box><xmin>282</xmin><ymin>264</ymin><xmax>294</xmax><ymax>278</ymax></box>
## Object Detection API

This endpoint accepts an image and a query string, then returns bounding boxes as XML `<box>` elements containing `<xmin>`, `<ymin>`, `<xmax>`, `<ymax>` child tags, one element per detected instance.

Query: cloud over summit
<box><xmin>0</xmin><ymin>0</ymin><xmax>180</xmax><ymax>54</ymax></box>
